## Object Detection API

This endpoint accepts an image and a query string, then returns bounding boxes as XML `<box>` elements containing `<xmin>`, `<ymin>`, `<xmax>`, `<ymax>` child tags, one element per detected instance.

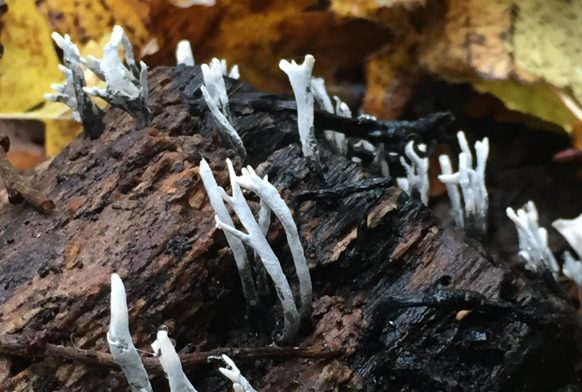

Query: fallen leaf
<box><xmin>44</xmin><ymin>119</ymin><xmax>81</xmax><ymax>157</ymax></box>
<box><xmin>146</xmin><ymin>0</ymin><xmax>391</xmax><ymax>93</ymax></box>
<box><xmin>0</xmin><ymin>0</ymin><xmax>61</xmax><ymax>112</ymax></box>
<box><xmin>0</xmin><ymin>1</ymin><xmax>7</xmax><ymax>59</ymax></box>
<box><xmin>35</xmin><ymin>0</ymin><xmax>151</xmax><ymax>51</ymax></box>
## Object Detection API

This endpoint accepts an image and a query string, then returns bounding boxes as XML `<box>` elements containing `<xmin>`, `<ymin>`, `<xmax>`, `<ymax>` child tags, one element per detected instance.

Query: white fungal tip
<box><xmin>176</xmin><ymin>40</ymin><xmax>195</xmax><ymax>66</ymax></box>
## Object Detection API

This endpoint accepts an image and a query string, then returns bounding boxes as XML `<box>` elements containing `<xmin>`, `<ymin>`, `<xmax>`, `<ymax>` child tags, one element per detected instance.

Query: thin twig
<box><xmin>0</xmin><ymin>135</ymin><xmax>55</xmax><ymax>213</ymax></box>
<box><xmin>0</xmin><ymin>334</ymin><xmax>341</xmax><ymax>375</ymax></box>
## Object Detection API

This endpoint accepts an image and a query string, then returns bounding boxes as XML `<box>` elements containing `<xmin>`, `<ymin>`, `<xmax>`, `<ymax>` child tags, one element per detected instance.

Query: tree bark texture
<box><xmin>0</xmin><ymin>66</ymin><xmax>580</xmax><ymax>391</ymax></box>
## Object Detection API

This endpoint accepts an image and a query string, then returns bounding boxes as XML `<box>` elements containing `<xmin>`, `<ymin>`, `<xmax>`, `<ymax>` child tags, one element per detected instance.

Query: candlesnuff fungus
<box><xmin>310</xmin><ymin>77</ymin><xmax>334</xmax><ymax>114</ymax></box>
<box><xmin>397</xmin><ymin>141</ymin><xmax>429</xmax><ymax>206</ymax></box>
<box><xmin>201</xmin><ymin>58</ymin><xmax>246</xmax><ymax>159</ymax></box>
<box><xmin>199</xmin><ymin>159</ymin><xmax>258</xmax><ymax>307</ymax></box>
<box><xmin>202</xmin><ymin>58</ymin><xmax>231</xmax><ymax>120</ymax></box>
<box><xmin>236</xmin><ymin>165</ymin><xmax>312</xmax><ymax>321</ymax></box>
<box><xmin>152</xmin><ymin>328</ymin><xmax>198</xmax><ymax>392</ymax></box>
<box><xmin>562</xmin><ymin>252</ymin><xmax>582</xmax><ymax>288</ymax></box>
<box><xmin>176</xmin><ymin>40</ymin><xmax>195</xmax><ymax>66</ymax></box>
<box><xmin>310</xmin><ymin>77</ymin><xmax>347</xmax><ymax>156</ymax></box>
<box><xmin>218</xmin><ymin>354</ymin><xmax>257</xmax><ymax>392</ymax></box>
<box><xmin>108</xmin><ymin>274</ymin><xmax>153</xmax><ymax>392</ymax></box>
<box><xmin>44</xmin><ymin>32</ymin><xmax>104</xmax><ymax>139</ymax></box>
<box><xmin>83</xmin><ymin>25</ymin><xmax>151</xmax><ymax>128</ymax></box>
<box><xmin>200</xmin><ymin>86</ymin><xmax>247</xmax><ymax>159</ymax></box>
<box><xmin>219</xmin><ymin>59</ymin><xmax>240</xmax><ymax>80</ymax></box>
<box><xmin>438</xmin><ymin>131</ymin><xmax>489</xmax><ymax>238</ymax></box>
<box><xmin>200</xmin><ymin>159</ymin><xmax>302</xmax><ymax>342</ymax></box>
<box><xmin>553</xmin><ymin>213</ymin><xmax>582</xmax><ymax>287</ymax></box>
<box><xmin>279</xmin><ymin>55</ymin><xmax>320</xmax><ymax>166</ymax></box>
<box><xmin>506</xmin><ymin>201</ymin><xmax>559</xmax><ymax>278</ymax></box>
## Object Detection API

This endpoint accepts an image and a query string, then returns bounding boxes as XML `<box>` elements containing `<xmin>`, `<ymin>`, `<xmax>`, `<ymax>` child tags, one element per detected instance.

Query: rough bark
<box><xmin>0</xmin><ymin>66</ymin><xmax>580</xmax><ymax>392</ymax></box>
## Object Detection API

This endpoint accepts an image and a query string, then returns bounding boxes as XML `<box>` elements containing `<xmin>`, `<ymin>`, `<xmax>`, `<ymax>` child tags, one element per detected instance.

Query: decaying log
<box><xmin>0</xmin><ymin>66</ymin><xmax>580</xmax><ymax>392</ymax></box>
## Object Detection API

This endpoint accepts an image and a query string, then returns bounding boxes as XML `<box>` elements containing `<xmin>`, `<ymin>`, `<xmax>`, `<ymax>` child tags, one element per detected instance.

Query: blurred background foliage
<box><xmin>1</xmin><ymin>0</ymin><xmax>582</xmax><ymax>166</ymax></box>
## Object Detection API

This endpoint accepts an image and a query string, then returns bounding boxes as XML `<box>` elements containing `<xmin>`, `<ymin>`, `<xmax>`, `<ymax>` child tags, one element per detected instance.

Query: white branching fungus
<box><xmin>202</xmin><ymin>58</ymin><xmax>231</xmax><ymax>118</ymax></box>
<box><xmin>552</xmin><ymin>213</ymin><xmax>582</xmax><ymax>259</ymax></box>
<box><xmin>200</xmin><ymin>58</ymin><xmax>246</xmax><ymax>158</ymax></box>
<box><xmin>219</xmin><ymin>59</ymin><xmax>240</xmax><ymax>80</ymax></box>
<box><xmin>310</xmin><ymin>77</ymin><xmax>334</xmax><ymax>114</ymax></box>
<box><xmin>199</xmin><ymin>159</ymin><xmax>258</xmax><ymax>306</ymax></box>
<box><xmin>202</xmin><ymin>159</ymin><xmax>300</xmax><ymax>342</ymax></box>
<box><xmin>333</xmin><ymin>96</ymin><xmax>352</xmax><ymax>118</ymax></box>
<box><xmin>108</xmin><ymin>274</ymin><xmax>153</xmax><ymax>392</ymax></box>
<box><xmin>200</xmin><ymin>86</ymin><xmax>246</xmax><ymax>159</ymax></box>
<box><xmin>83</xmin><ymin>25</ymin><xmax>151</xmax><ymax>128</ymax></box>
<box><xmin>506</xmin><ymin>202</ymin><xmax>559</xmax><ymax>277</ymax></box>
<box><xmin>45</xmin><ymin>32</ymin><xmax>104</xmax><ymax>138</ymax></box>
<box><xmin>310</xmin><ymin>77</ymin><xmax>347</xmax><ymax>156</ymax></box>
<box><xmin>562</xmin><ymin>252</ymin><xmax>582</xmax><ymax>287</ymax></box>
<box><xmin>438</xmin><ymin>155</ymin><xmax>463</xmax><ymax>228</ymax></box>
<box><xmin>397</xmin><ymin>141</ymin><xmax>429</xmax><ymax>206</ymax></box>
<box><xmin>218</xmin><ymin>355</ymin><xmax>257</xmax><ymax>392</ymax></box>
<box><xmin>176</xmin><ymin>40</ymin><xmax>195</xmax><ymax>66</ymax></box>
<box><xmin>237</xmin><ymin>165</ymin><xmax>312</xmax><ymax>321</ymax></box>
<box><xmin>553</xmin><ymin>213</ymin><xmax>582</xmax><ymax>287</ymax></box>
<box><xmin>151</xmin><ymin>329</ymin><xmax>197</xmax><ymax>392</ymax></box>
<box><xmin>438</xmin><ymin>131</ymin><xmax>489</xmax><ymax>237</ymax></box>
<box><xmin>279</xmin><ymin>55</ymin><xmax>320</xmax><ymax>164</ymax></box>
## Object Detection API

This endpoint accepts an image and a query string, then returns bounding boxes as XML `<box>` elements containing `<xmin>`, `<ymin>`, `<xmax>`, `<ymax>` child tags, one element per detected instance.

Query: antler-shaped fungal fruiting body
<box><xmin>201</xmin><ymin>58</ymin><xmax>231</xmax><ymax>119</ymax></box>
<box><xmin>236</xmin><ymin>165</ymin><xmax>312</xmax><ymax>322</ymax></box>
<box><xmin>200</xmin><ymin>86</ymin><xmax>247</xmax><ymax>159</ymax></box>
<box><xmin>506</xmin><ymin>201</ymin><xmax>559</xmax><ymax>278</ymax></box>
<box><xmin>218</xmin><ymin>354</ymin><xmax>257</xmax><ymax>392</ymax></box>
<box><xmin>176</xmin><ymin>40</ymin><xmax>195</xmax><ymax>66</ymax></box>
<box><xmin>108</xmin><ymin>274</ymin><xmax>153</xmax><ymax>392</ymax></box>
<box><xmin>279</xmin><ymin>55</ymin><xmax>320</xmax><ymax>166</ymax></box>
<box><xmin>151</xmin><ymin>329</ymin><xmax>198</xmax><ymax>392</ymax></box>
<box><xmin>397</xmin><ymin>141</ymin><xmax>429</xmax><ymax>206</ymax></box>
<box><xmin>44</xmin><ymin>32</ymin><xmax>104</xmax><ymax>139</ymax></box>
<box><xmin>83</xmin><ymin>25</ymin><xmax>151</xmax><ymax>128</ymax></box>
<box><xmin>199</xmin><ymin>159</ymin><xmax>258</xmax><ymax>307</ymax></box>
<box><xmin>203</xmin><ymin>159</ymin><xmax>300</xmax><ymax>342</ymax></box>
<box><xmin>438</xmin><ymin>131</ymin><xmax>489</xmax><ymax>237</ymax></box>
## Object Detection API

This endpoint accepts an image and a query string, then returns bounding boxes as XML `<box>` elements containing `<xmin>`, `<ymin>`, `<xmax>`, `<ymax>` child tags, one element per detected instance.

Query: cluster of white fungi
<box><xmin>44</xmin><ymin>22</ymin><xmax>582</xmax><ymax>392</ymax></box>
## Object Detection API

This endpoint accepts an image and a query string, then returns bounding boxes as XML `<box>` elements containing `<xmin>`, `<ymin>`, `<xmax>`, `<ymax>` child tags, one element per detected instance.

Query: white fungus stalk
<box><xmin>83</xmin><ymin>25</ymin><xmax>151</xmax><ymax>128</ymax></box>
<box><xmin>310</xmin><ymin>77</ymin><xmax>347</xmax><ymax>156</ymax></box>
<box><xmin>438</xmin><ymin>131</ymin><xmax>489</xmax><ymax>237</ymax></box>
<box><xmin>506</xmin><ymin>201</ymin><xmax>559</xmax><ymax>278</ymax></box>
<box><xmin>553</xmin><ymin>213</ymin><xmax>582</xmax><ymax>287</ymax></box>
<box><xmin>209</xmin><ymin>159</ymin><xmax>300</xmax><ymax>342</ymax></box>
<box><xmin>176</xmin><ymin>40</ymin><xmax>194</xmax><ymax>66</ymax></box>
<box><xmin>201</xmin><ymin>58</ymin><xmax>231</xmax><ymax>119</ymax></box>
<box><xmin>562</xmin><ymin>252</ymin><xmax>582</xmax><ymax>288</ymax></box>
<box><xmin>236</xmin><ymin>165</ymin><xmax>312</xmax><ymax>321</ymax></box>
<box><xmin>219</xmin><ymin>59</ymin><xmax>240</xmax><ymax>80</ymax></box>
<box><xmin>552</xmin><ymin>213</ymin><xmax>582</xmax><ymax>260</ymax></box>
<box><xmin>45</xmin><ymin>32</ymin><xmax>104</xmax><ymax>139</ymax></box>
<box><xmin>199</xmin><ymin>159</ymin><xmax>258</xmax><ymax>307</ymax></box>
<box><xmin>279</xmin><ymin>55</ymin><xmax>320</xmax><ymax>164</ymax></box>
<box><xmin>108</xmin><ymin>274</ymin><xmax>153</xmax><ymax>392</ymax></box>
<box><xmin>438</xmin><ymin>155</ymin><xmax>463</xmax><ymax>227</ymax></box>
<box><xmin>310</xmin><ymin>77</ymin><xmax>334</xmax><ymax>114</ymax></box>
<box><xmin>151</xmin><ymin>329</ymin><xmax>197</xmax><ymax>392</ymax></box>
<box><xmin>200</xmin><ymin>86</ymin><xmax>246</xmax><ymax>159</ymax></box>
<box><xmin>397</xmin><ymin>141</ymin><xmax>429</xmax><ymax>206</ymax></box>
<box><xmin>218</xmin><ymin>354</ymin><xmax>257</xmax><ymax>392</ymax></box>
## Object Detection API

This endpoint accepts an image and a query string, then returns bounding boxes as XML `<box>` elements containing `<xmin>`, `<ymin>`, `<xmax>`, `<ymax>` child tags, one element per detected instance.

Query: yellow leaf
<box><xmin>35</xmin><ymin>0</ymin><xmax>151</xmax><ymax>52</ymax></box>
<box><xmin>471</xmin><ymin>79</ymin><xmax>577</xmax><ymax>132</ymax></box>
<box><xmin>0</xmin><ymin>0</ymin><xmax>61</xmax><ymax>112</ymax></box>
<box><xmin>44</xmin><ymin>119</ymin><xmax>81</xmax><ymax>157</ymax></box>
